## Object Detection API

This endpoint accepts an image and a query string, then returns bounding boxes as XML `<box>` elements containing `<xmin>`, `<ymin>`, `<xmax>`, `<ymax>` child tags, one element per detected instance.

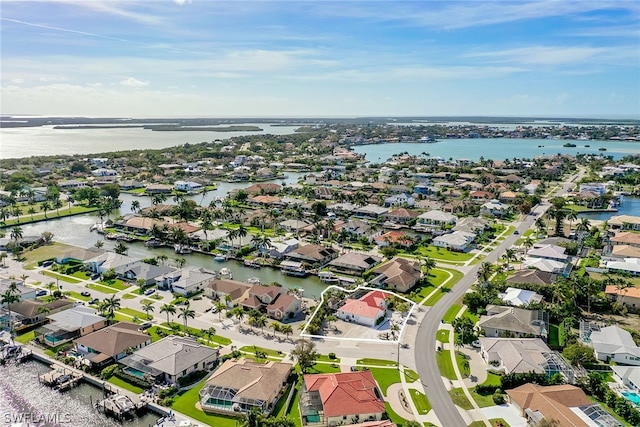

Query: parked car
<box><xmin>513</xmin><ymin>230</ymin><xmax>520</xmax><ymax>235</ymax></box>
<box><xmin>81</xmin><ymin>291</ymin><xmax>91</xmax><ymax>297</ymax></box>
<box><xmin>138</xmin><ymin>322</ymin><xmax>152</xmax><ymax>331</ymax></box>
<box><xmin>90</xmin><ymin>274</ymin><xmax>100</xmax><ymax>280</ymax></box>
<box><xmin>472</xmin><ymin>340</ymin><xmax>481</xmax><ymax>348</ymax></box>
<box><xmin>35</xmin><ymin>289</ymin><xmax>47</xmax><ymax>297</ymax></box>
<box><xmin>143</xmin><ymin>288</ymin><xmax>155</xmax><ymax>296</ymax></box>
<box><xmin>89</xmin><ymin>298</ymin><xmax>99</xmax><ymax>305</ymax></box>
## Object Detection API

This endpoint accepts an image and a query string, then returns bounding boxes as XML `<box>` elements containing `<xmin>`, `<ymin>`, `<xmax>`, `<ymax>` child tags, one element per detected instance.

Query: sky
<box><xmin>1</xmin><ymin>0</ymin><xmax>639</xmax><ymax>118</ymax></box>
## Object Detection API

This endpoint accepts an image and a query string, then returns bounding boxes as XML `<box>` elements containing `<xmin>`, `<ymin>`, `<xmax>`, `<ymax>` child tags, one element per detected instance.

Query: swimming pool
<box><xmin>622</xmin><ymin>391</ymin><xmax>640</xmax><ymax>406</ymax></box>
<box><xmin>124</xmin><ymin>367</ymin><xmax>146</xmax><ymax>378</ymax></box>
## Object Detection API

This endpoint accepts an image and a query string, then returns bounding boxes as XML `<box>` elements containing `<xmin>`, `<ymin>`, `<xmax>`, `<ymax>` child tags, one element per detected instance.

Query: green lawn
<box><xmin>414</xmin><ymin>246</ymin><xmax>474</xmax><ymax>262</ymax></box>
<box><xmin>437</xmin><ymin>329</ymin><xmax>450</xmax><ymax>343</ymax></box>
<box><xmin>171</xmin><ymin>380</ymin><xmax>239</xmax><ymax>427</ymax></box>
<box><xmin>161</xmin><ymin>322</ymin><xmax>232</xmax><ymax>345</ymax></box>
<box><xmin>548</xmin><ymin>324</ymin><xmax>560</xmax><ymax>347</ymax></box>
<box><xmin>142</xmin><ymin>298</ymin><xmax>156</xmax><ymax>305</ymax></box>
<box><xmin>448</xmin><ymin>388</ymin><xmax>473</xmax><ymax>410</ymax></box>
<box><xmin>384</xmin><ymin>402</ymin><xmax>407</xmax><ymax>426</ymax></box>
<box><xmin>287</xmin><ymin>382</ymin><xmax>302</xmax><ymax>426</ymax></box>
<box><xmin>108</xmin><ymin>376</ymin><xmax>144</xmax><ymax>394</ymax></box>
<box><xmin>64</xmin><ymin>291</ymin><xmax>91</xmax><ymax>301</ymax></box>
<box><xmin>239</xmin><ymin>345</ymin><xmax>285</xmax><ymax>358</ymax></box>
<box><xmin>462</xmin><ymin>310</ymin><xmax>479</xmax><ymax>324</ymax></box>
<box><xmin>472</xmin><ymin>373</ymin><xmax>503</xmax><ymax>408</ymax></box>
<box><xmin>436</xmin><ymin>349</ymin><xmax>457</xmax><ymax>380</ymax></box>
<box><xmin>369</xmin><ymin>368</ymin><xmax>401</xmax><ymax>395</ymax></box>
<box><xmin>98</xmin><ymin>279</ymin><xmax>129</xmax><ymax>290</ymax></box>
<box><xmin>357</xmin><ymin>358</ymin><xmax>397</xmax><ymax>367</ymax></box>
<box><xmin>469</xmin><ymin>420</ymin><xmax>511</xmax><ymax>427</ymax></box>
<box><xmin>118</xmin><ymin>307</ymin><xmax>152</xmax><ymax>319</ymax></box>
<box><xmin>315</xmin><ymin>354</ymin><xmax>341</xmax><ymax>363</ymax></box>
<box><xmin>20</xmin><ymin>242</ymin><xmax>75</xmax><ymax>266</ymax></box>
<box><xmin>40</xmin><ymin>270</ymin><xmax>82</xmax><ymax>283</ymax></box>
<box><xmin>442</xmin><ymin>304</ymin><xmax>462</xmax><ymax>323</ymax></box>
<box><xmin>404</xmin><ymin>369</ymin><xmax>419</xmax><ymax>382</ymax></box>
<box><xmin>423</xmin><ymin>287</ymin><xmax>451</xmax><ymax>306</ymax></box>
<box><xmin>410</xmin><ymin>389</ymin><xmax>432</xmax><ymax>414</ymax></box>
<box><xmin>15</xmin><ymin>330</ymin><xmax>35</xmax><ymax>344</ymax></box>
<box><xmin>86</xmin><ymin>283</ymin><xmax>119</xmax><ymax>294</ymax></box>
<box><xmin>122</xmin><ymin>293</ymin><xmax>138</xmax><ymax>299</ymax></box>
<box><xmin>306</xmin><ymin>363</ymin><xmax>341</xmax><ymax>374</ymax></box>
<box><xmin>456</xmin><ymin>351</ymin><xmax>470</xmax><ymax>378</ymax></box>
<box><xmin>0</xmin><ymin>206</ymin><xmax>97</xmax><ymax>227</ymax></box>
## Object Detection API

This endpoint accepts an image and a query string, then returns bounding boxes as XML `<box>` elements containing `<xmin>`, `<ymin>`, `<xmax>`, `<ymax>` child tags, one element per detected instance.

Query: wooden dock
<box><xmin>96</xmin><ymin>393</ymin><xmax>146</xmax><ymax>421</ymax></box>
<box><xmin>39</xmin><ymin>364</ymin><xmax>83</xmax><ymax>391</ymax></box>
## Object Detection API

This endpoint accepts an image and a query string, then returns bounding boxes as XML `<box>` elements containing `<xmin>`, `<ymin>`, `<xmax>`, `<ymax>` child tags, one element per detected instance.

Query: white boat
<box><xmin>174</xmin><ymin>244</ymin><xmax>192</xmax><ymax>254</ymax></box>
<box><xmin>247</xmin><ymin>277</ymin><xmax>261</xmax><ymax>285</ymax></box>
<box><xmin>219</xmin><ymin>267</ymin><xmax>232</xmax><ymax>279</ymax></box>
<box><xmin>318</xmin><ymin>271</ymin><xmax>340</xmax><ymax>283</ymax></box>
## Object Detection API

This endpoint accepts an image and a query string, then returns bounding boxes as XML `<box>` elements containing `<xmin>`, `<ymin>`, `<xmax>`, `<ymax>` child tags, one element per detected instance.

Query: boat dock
<box><xmin>39</xmin><ymin>364</ymin><xmax>83</xmax><ymax>391</ymax></box>
<box><xmin>96</xmin><ymin>393</ymin><xmax>146</xmax><ymax>421</ymax></box>
<box><xmin>0</xmin><ymin>343</ymin><xmax>32</xmax><ymax>363</ymax></box>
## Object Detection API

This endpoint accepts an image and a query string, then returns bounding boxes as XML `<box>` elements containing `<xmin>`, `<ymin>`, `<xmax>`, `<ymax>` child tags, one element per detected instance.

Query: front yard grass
<box><xmin>368</xmin><ymin>367</ymin><xmax>401</xmax><ymax>395</ymax></box>
<box><xmin>98</xmin><ymin>278</ymin><xmax>129</xmax><ymax>290</ymax></box>
<box><xmin>410</xmin><ymin>389</ymin><xmax>432</xmax><ymax>414</ymax></box>
<box><xmin>118</xmin><ymin>307</ymin><xmax>151</xmax><ymax>320</ymax></box>
<box><xmin>472</xmin><ymin>372</ymin><xmax>503</xmax><ymax>408</ymax></box>
<box><xmin>40</xmin><ymin>270</ymin><xmax>82</xmax><ymax>283</ymax></box>
<box><xmin>448</xmin><ymin>387</ymin><xmax>473</xmax><ymax>410</ymax></box>
<box><xmin>21</xmin><ymin>242</ymin><xmax>76</xmax><ymax>266</ymax></box>
<box><xmin>383</xmin><ymin>402</ymin><xmax>407</xmax><ymax>426</ymax></box>
<box><xmin>423</xmin><ymin>287</ymin><xmax>450</xmax><ymax>306</ymax></box>
<box><xmin>437</xmin><ymin>329</ymin><xmax>450</xmax><ymax>343</ymax></box>
<box><xmin>456</xmin><ymin>351</ymin><xmax>470</xmax><ymax>378</ymax></box>
<box><xmin>239</xmin><ymin>345</ymin><xmax>285</xmax><ymax>358</ymax></box>
<box><xmin>442</xmin><ymin>304</ymin><xmax>462</xmax><ymax>323</ymax></box>
<box><xmin>64</xmin><ymin>291</ymin><xmax>91</xmax><ymax>301</ymax></box>
<box><xmin>307</xmin><ymin>363</ymin><xmax>341</xmax><ymax>374</ymax></box>
<box><xmin>357</xmin><ymin>358</ymin><xmax>397</xmax><ymax>367</ymax></box>
<box><xmin>15</xmin><ymin>330</ymin><xmax>35</xmax><ymax>344</ymax></box>
<box><xmin>171</xmin><ymin>380</ymin><xmax>239</xmax><ymax>427</ymax></box>
<box><xmin>436</xmin><ymin>349</ymin><xmax>456</xmax><ymax>380</ymax></box>
<box><xmin>108</xmin><ymin>376</ymin><xmax>144</xmax><ymax>394</ymax></box>
<box><xmin>122</xmin><ymin>293</ymin><xmax>138</xmax><ymax>299</ymax></box>
<box><xmin>161</xmin><ymin>322</ymin><xmax>232</xmax><ymax>345</ymax></box>
<box><xmin>86</xmin><ymin>283</ymin><xmax>119</xmax><ymax>294</ymax></box>
<box><xmin>315</xmin><ymin>354</ymin><xmax>341</xmax><ymax>363</ymax></box>
<box><xmin>413</xmin><ymin>246</ymin><xmax>474</xmax><ymax>262</ymax></box>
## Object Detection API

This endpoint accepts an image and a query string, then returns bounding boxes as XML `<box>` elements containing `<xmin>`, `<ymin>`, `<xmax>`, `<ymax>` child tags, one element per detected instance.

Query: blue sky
<box><xmin>1</xmin><ymin>1</ymin><xmax>639</xmax><ymax>118</ymax></box>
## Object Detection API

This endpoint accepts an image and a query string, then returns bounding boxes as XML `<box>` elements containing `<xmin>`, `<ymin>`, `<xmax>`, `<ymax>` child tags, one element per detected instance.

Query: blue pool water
<box><xmin>124</xmin><ymin>367</ymin><xmax>146</xmax><ymax>378</ymax></box>
<box><xmin>622</xmin><ymin>391</ymin><xmax>640</xmax><ymax>406</ymax></box>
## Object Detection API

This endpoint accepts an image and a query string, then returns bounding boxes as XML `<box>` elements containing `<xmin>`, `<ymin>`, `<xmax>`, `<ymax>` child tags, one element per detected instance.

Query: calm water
<box><xmin>0</xmin><ymin>360</ymin><xmax>159</xmax><ymax>426</ymax></box>
<box><xmin>0</xmin><ymin>124</ymin><xmax>300</xmax><ymax>159</ymax></box>
<box><xmin>352</xmin><ymin>138</ymin><xmax>639</xmax><ymax>162</ymax></box>
<box><xmin>577</xmin><ymin>196</ymin><xmax>640</xmax><ymax>221</ymax></box>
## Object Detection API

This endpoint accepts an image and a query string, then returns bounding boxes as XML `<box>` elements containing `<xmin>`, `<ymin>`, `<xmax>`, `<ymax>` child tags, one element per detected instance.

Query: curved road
<box><xmin>415</xmin><ymin>169</ymin><xmax>582</xmax><ymax>427</ymax></box>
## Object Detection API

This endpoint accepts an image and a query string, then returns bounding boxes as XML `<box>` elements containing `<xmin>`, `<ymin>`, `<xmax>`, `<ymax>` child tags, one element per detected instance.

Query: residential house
<box><xmin>174</xmin><ymin>180</ymin><xmax>203</xmax><ymax>193</ymax></box>
<box><xmin>432</xmin><ymin>231</ymin><xmax>475</xmax><ymax>252</ymax></box>
<box><xmin>480</xmin><ymin>200</ymin><xmax>510</xmax><ymax>217</ymax></box>
<box><xmin>244</xmin><ymin>183</ymin><xmax>281</xmax><ymax>195</ymax></box>
<box><xmin>384</xmin><ymin>208</ymin><xmax>418</xmax><ymax>225</ymax></box>
<box><xmin>353</xmin><ymin>205</ymin><xmax>389</xmax><ymax>220</ymax></box>
<box><xmin>249</xmin><ymin>195</ymin><xmax>283</xmax><ymax>208</ymax></box>
<box><xmin>114</xmin><ymin>215</ymin><xmax>165</xmax><ymax>235</ymax></box>
<box><xmin>588</xmin><ymin>325</ymin><xmax>640</xmax><ymax>366</ymax></box>
<box><xmin>92</xmin><ymin>168</ymin><xmax>117</xmax><ymax>177</ymax></box>
<box><xmin>612</xmin><ymin>365</ymin><xmax>640</xmax><ymax>392</ymax></box>
<box><xmin>121</xmin><ymin>263</ymin><xmax>175</xmax><ymax>286</ymax></box>
<box><xmin>453</xmin><ymin>217</ymin><xmax>489</xmax><ymax>234</ymax></box>
<box><xmin>477</xmin><ymin>305</ymin><xmax>549</xmax><ymax>340</ymax></box>
<box><xmin>499</xmin><ymin>287</ymin><xmax>544</xmax><ymax>307</ymax></box>
<box><xmin>479</xmin><ymin>338</ymin><xmax>558</xmax><ymax>375</ymax></box>
<box><xmin>414</xmin><ymin>210</ymin><xmax>457</xmax><ymax>233</ymax></box>
<box><xmin>0</xmin><ymin>279</ymin><xmax>35</xmax><ymax>301</ymax></box>
<box><xmin>506</xmin><ymin>384</ymin><xmax>621</xmax><ymax>427</ymax></box>
<box><xmin>328</xmin><ymin>253</ymin><xmax>382</xmax><ymax>276</ymax></box>
<box><xmin>606</xmin><ymin>232</ymin><xmax>640</xmax><ymax>260</ymax></box>
<box><xmin>84</xmin><ymin>252</ymin><xmax>143</xmax><ymax>276</ymax></box>
<box><xmin>609</xmin><ymin>215</ymin><xmax>640</xmax><ymax>231</ymax></box>
<box><xmin>370</xmin><ymin>257</ymin><xmax>422</xmax><ymax>293</ymax></box>
<box><xmin>199</xmin><ymin>358</ymin><xmax>292</xmax><ymax>415</ymax></box>
<box><xmin>374</xmin><ymin>231</ymin><xmax>413</xmax><ymax>248</ymax></box>
<box><xmin>268</xmin><ymin>238</ymin><xmax>300</xmax><ymax>259</ymax></box>
<box><xmin>299</xmin><ymin>371</ymin><xmax>386</xmax><ymax>427</ymax></box>
<box><xmin>119</xmin><ymin>336</ymin><xmax>219</xmax><ymax>385</ymax></box>
<box><xmin>279</xmin><ymin>219</ymin><xmax>313</xmax><ymax>234</ymax></box>
<box><xmin>383</xmin><ymin>193</ymin><xmax>414</xmax><ymax>208</ymax></box>
<box><xmin>341</xmin><ymin>220</ymin><xmax>380</xmax><ymax>241</ymax></box>
<box><xmin>285</xmin><ymin>245</ymin><xmax>338</xmax><ymax>269</ymax></box>
<box><xmin>505</xmin><ymin>270</ymin><xmax>556</xmax><ymax>287</ymax></box>
<box><xmin>74</xmin><ymin>322</ymin><xmax>151</xmax><ymax>367</ymax></box>
<box><xmin>2</xmin><ymin>299</ymin><xmax>74</xmax><ymax>331</ymax></box>
<box><xmin>470</xmin><ymin>190</ymin><xmax>493</xmax><ymax>202</ymax></box>
<box><xmin>156</xmin><ymin>267</ymin><xmax>217</xmax><ymax>296</ymax></box>
<box><xmin>604</xmin><ymin>285</ymin><xmax>640</xmax><ymax>311</ymax></box>
<box><xmin>523</xmin><ymin>244</ymin><xmax>572</xmax><ymax>275</ymax></box>
<box><xmin>241</xmin><ymin>285</ymin><xmax>283</xmax><ymax>310</ymax></box>
<box><xmin>144</xmin><ymin>184</ymin><xmax>173</xmax><ymax>194</ymax></box>
<box><xmin>205</xmin><ymin>279</ymin><xmax>251</xmax><ymax>307</ymax></box>
<box><xmin>37</xmin><ymin>306</ymin><xmax>106</xmax><ymax>347</ymax></box>
<box><xmin>605</xmin><ymin>258</ymin><xmax>640</xmax><ymax>277</ymax></box>
<box><xmin>336</xmin><ymin>290</ymin><xmax>388</xmax><ymax>327</ymax></box>
<box><xmin>266</xmin><ymin>293</ymin><xmax>302</xmax><ymax>321</ymax></box>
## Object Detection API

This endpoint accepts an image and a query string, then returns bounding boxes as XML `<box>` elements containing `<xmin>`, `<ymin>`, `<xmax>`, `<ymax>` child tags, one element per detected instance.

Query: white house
<box><xmin>383</xmin><ymin>193</ymin><xmax>414</xmax><ymax>208</ymax></box>
<box><xmin>157</xmin><ymin>267</ymin><xmax>217</xmax><ymax>296</ymax></box>
<box><xmin>174</xmin><ymin>180</ymin><xmax>203</xmax><ymax>193</ymax></box>
<box><xmin>589</xmin><ymin>325</ymin><xmax>640</xmax><ymax>366</ymax></box>
<box><xmin>415</xmin><ymin>210</ymin><xmax>457</xmax><ymax>232</ymax></box>
<box><xmin>612</xmin><ymin>366</ymin><xmax>640</xmax><ymax>392</ymax></box>
<box><xmin>480</xmin><ymin>200</ymin><xmax>510</xmax><ymax>217</ymax></box>
<box><xmin>91</xmin><ymin>168</ymin><xmax>117</xmax><ymax>177</ymax></box>
<box><xmin>499</xmin><ymin>287</ymin><xmax>544</xmax><ymax>307</ymax></box>
<box><xmin>432</xmin><ymin>231</ymin><xmax>475</xmax><ymax>252</ymax></box>
<box><xmin>336</xmin><ymin>290</ymin><xmax>388</xmax><ymax>327</ymax></box>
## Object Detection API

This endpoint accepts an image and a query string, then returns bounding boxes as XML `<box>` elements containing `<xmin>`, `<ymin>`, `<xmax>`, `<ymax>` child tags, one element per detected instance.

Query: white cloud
<box><xmin>465</xmin><ymin>46</ymin><xmax>608</xmax><ymax>66</ymax></box>
<box><xmin>120</xmin><ymin>77</ymin><xmax>149</xmax><ymax>87</ymax></box>
<box><xmin>10</xmin><ymin>78</ymin><xmax>24</xmax><ymax>84</ymax></box>
<box><xmin>174</xmin><ymin>0</ymin><xmax>191</xmax><ymax>5</ymax></box>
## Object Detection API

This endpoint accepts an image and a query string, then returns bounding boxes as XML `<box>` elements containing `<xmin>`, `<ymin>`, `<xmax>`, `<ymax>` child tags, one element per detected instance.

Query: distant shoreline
<box><xmin>52</xmin><ymin>125</ymin><xmax>263</xmax><ymax>132</ymax></box>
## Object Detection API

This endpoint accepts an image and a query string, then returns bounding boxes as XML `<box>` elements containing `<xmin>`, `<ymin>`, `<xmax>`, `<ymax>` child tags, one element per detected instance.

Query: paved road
<box><xmin>415</xmin><ymin>168</ymin><xmax>584</xmax><ymax>427</ymax></box>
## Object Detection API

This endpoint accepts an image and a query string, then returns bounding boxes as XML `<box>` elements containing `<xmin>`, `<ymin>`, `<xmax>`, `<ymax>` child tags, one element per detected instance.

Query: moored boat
<box><xmin>174</xmin><ymin>244</ymin><xmax>192</xmax><ymax>254</ymax></box>
<box><xmin>243</xmin><ymin>259</ymin><xmax>261</xmax><ymax>268</ymax></box>
<box><xmin>318</xmin><ymin>271</ymin><xmax>340</xmax><ymax>283</ymax></box>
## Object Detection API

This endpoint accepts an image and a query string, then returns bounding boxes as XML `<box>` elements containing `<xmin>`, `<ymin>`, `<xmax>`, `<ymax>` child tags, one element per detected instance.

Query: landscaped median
<box><xmin>409</xmin><ymin>388</ymin><xmax>431</xmax><ymax>414</ymax></box>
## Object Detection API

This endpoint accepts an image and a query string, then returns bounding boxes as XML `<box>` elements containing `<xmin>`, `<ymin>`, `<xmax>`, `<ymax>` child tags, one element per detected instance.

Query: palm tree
<box><xmin>215</xmin><ymin>300</ymin><xmax>226</xmax><ymax>321</ymax></box>
<box><xmin>233</xmin><ymin>224</ymin><xmax>248</xmax><ymax>251</ymax></box>
<box><xmin>522</xmin><ymin>236</ymin><xmax>535</xmax><ymax>252</ymax></box>
<box><xmin>253</xmin><ymin>314</ymin><xmax>267</xmax><ymax>334</ymax></box>
<box><xmin>252</xmin><ymin>234</ymin><xmax>272</xmax><ymax>258</ymax></box>
<box><xmin>535</xmin><ymin>217</ymin><xmax>547</xmax><ymax>236</ymax></box>
<box><xmin>575</xmin><ymin>217</ymin><xmax>591</xmax><ymax>233</ymax></box>
<box><xmin>477</xmin><ymin>262</ymin><xmax>494</xmax><ymax>282</ymax></box>
<box><xmin>40</xmin><ymin>201</ymin><xmax>51</xmax><ymax>219</ymax></box>
<box><xmin>566</xmin><ymin>209</ymin><xmax>577</xmax><ymax>231</ymax></box>
<box><xmin>502</xmin><ymin>248</ymin><xmax>516</xmax><ymax>269</ymax></box>
<box><xmin>205</xmin><ymin>326</ymin><xmax>216</xmax><ymax>344</ymax></box>
<box><xmin>200</xmin><ymin>210</ymin><xmax>214</xmax><ymax>245</ymax></box>
<box><xmin>131</xmin><ymin>200</ymin><xmax>141</xmax><ymax>213</ymax></box>
<box><xmin>1</xmin><ymin>288</ymin><xmax>20</xmax><ymax>334</ymax></box>
<box><xmin>270</xmin><ymin>321</ymin><xmax>281</xmax><ymax>337</ymax></box>
<box><xmin>160</xmin><ymin>303</ymin><xmax>176</xmax><ymax>324</ymax></box>
<box><xmin>94</xmin><ymin>240</ymin><xmax>104</xmax><ymax>249</ymax></box>
<box><xmin>114</xmin><ymin>242</ymin><xmax>129</xmax><ymax>255</ymax></box>
<box><xmin>10</xmin><ymin>226</ymin><xmax>23</xmax><ymax>241</ymax></box>
<box><xmin>232</xmin><ymin>306</ymin><xmax>245</xmax><ymax>329</ymax></box>
<box><xmin>151</xmin><ymin>193</ymin><xmax>167</xmax><ymax>206</ymax></box>
<box><xmin>422</xmin><ymin>257</ymin><xmax>436</xmax><ymax>279</ymax></box>
<box><xmin>142</xmin><ymin>301</ymin><xmax>155</xmax><ymax>319</ymax></box>
<box><xmin>27</xmin><ymin>206</ymin><xmax>36</xmax><ymax>221</ymax></box>
<box><xmin>174</xmin><ymin>257</ymin><xmax>186</xmax><ymax>268</ymax></box>
<box><xmin>280</xmin><ymin>324</ymin><xmax>293</xmax><ymax>340</ymax></box>
<box><xmin>178</xmin><ymin>304</ymin><xmax>196</xmax><ymax>333</ymax></box>
<box><xmin>105</xmin><ymin>296</ymin><xmax>121</xmax><ymax>319</ymax></box>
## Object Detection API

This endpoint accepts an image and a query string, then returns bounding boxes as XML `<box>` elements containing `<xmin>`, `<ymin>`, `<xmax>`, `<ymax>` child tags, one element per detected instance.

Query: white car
<box><xmin>471</xmin><ymin>340</ymin><xmax>481</xmax><ymax>348</ymax></box>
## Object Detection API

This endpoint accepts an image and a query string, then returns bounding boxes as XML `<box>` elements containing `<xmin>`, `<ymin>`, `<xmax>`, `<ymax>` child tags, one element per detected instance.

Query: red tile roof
<box><xmin>304</xmin><ymin>371</ymin><xmax>385</xmax><ymax>417</ymax></box>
